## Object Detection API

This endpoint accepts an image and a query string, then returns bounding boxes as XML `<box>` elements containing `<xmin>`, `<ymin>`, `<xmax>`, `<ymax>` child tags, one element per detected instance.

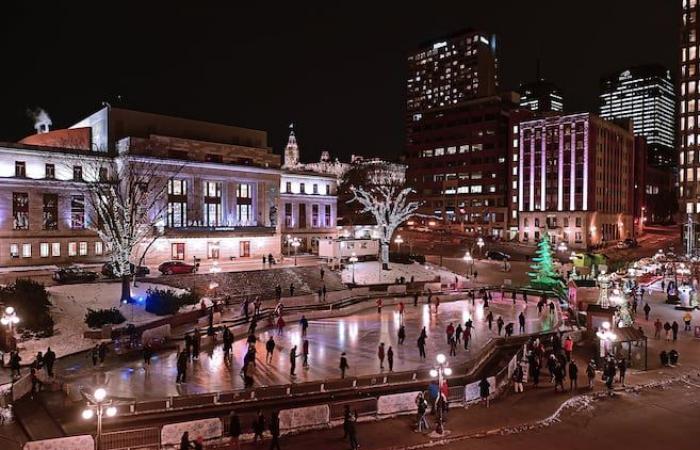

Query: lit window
<box><xmin>68</xmin><ymin>242</ymin><xmax>77</xmax><ymax>257</ymax></box>
<box><xmin>22</xmin><ymin>243</ymin><xmax>31</xmax><ymax>258</ymax></box>
<box><xmin>40</xmin><ymin>243</ymin><xmax>49</xmax><ymax>257</ymax></box>
<box><xmin>95</xmin><ymin>242</ymin><xmax>103</xmax><ymax>256</ymax></box>
<box><xmin>52</xmin><ymin>242</ymin><xmax>61</xmax><ymax>257</ymax></box>
<box><xmin>79</xmin><ymin>242</ymin><xmax>88</xmax><ymax>256</ymax></box>
<box><xmin>10</xmin><ymin>244</ymin><xmax>19</xmax><ymax>258</ymax></box>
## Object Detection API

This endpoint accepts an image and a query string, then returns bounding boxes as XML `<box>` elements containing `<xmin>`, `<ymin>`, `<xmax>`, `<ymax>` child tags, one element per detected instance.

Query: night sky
<box><xmin>1</xmin><ymin>1</ymin><xmax>678</xmax><ymax>163</ymax></box>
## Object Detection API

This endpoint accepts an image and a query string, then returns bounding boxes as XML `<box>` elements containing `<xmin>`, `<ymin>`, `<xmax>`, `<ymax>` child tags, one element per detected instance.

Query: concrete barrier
<box><xmin>464</xmin><ymin>376</ymin><xmax>496</xmax><ymax>403</ymax></box>
<box><xmin>142</xmin><ymin>324</ymin><xmax>171</xmax><ymax>344</ymax></box>
<box><xmin>350</xmin><ymin>287</ymin><xmax>370</xmax><ymax>296</ymax></box>
<box><xmin>24</xmin><ymin>435</ymin><xmax>94</xmax><ymax>450</ymax></box>
<box><xmin>279</xmin><ymin>404</ymin><xmax>330</xmax><ymax>432</ymax></box>
<box><xmin>377</xmin><ymin>391</ymin><xmax>421</xmax><ymax>416</ymax></box>
<box><xmin>161</xmin><ymin>417</ymin><xmax>222</xmax><ymax>447</ymax></box>
<box><xmin>325</xmin><ymin>289</ymin><xmax>352</xmax><ymax>302</ymax></box>
<box><xmin>280</xmin><ymin>294</ymin><xmax>317</xmax><ymax>307</ymax></box>
<box><xmin>423</xmin><ymin>282</ymin><xmax>441</xmax><ymax>292</ymax></box>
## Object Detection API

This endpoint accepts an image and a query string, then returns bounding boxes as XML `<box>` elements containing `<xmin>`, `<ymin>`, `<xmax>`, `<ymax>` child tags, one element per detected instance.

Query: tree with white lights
<box><xmin>84</xmin><ymin>157</ymin><xmax>174</xmax><ymax>303</ymax></box>
<box><xmin>528</xmin><ymin>235</ymin><xmax>562</xmax><ymax>289</ymax></box>
<box><xmin>348</xmin><ymin>185</ymin><xmax>422</xmax><ymax>269</ymax></box>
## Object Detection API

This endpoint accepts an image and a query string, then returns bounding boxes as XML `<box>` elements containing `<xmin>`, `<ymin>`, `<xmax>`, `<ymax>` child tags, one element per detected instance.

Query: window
<box><xmin>13</xmin><ymin>192</ymin><xmax>29</xmax><ymax>230</ymax></box>
<box><xmin>98</xmin><ymin>167</ymin><xmax>108</xmax><ymax>181</ymax></box>
<box><xmin>51</xmin><ymin>243</ymin><xmax>60</xmax><ymax>257</ymax></box>
<box><xmin>325</xmin><ymin>184</ymin><xmax>330</xmax><ymax>195</ymax></box>
<box><xmin>325</xmin><ymin>205</ymin><xmax>332</xmax><ymax>227</ymax></box>
<box><xmin>71</xmin><ymin>195</ymin><xmax>85</xmax><ymax>229</ymax></box>
<box><xmin>43</xmin><ymin>194</ymin><xmax>58</xmax><ymax>230</ymax></box>
<box><xmin>313</xmin><ymin>184</ymin><xmax>318</xmax><ymax>194</ymax></box>
<box><xmin>94</xmin><ymin>242</ymin><xmax>103</xmax><ymax>256</ymax></box>
<box><xmin>10</xmin><ymin>244</ymin><xmax>19</xmax><ymax>258</ymax></box>
<box><xmin>68</xmin><ymin>242</ymin><xmax>77</xmax><ymax>256</ymax></box>
<box><xmin>22</xmin><ymin>243</ymin><xmax>31</xmax><ymax>258</ymax></box>
<box><xmin>285</xmin><ymin>203</ymin><xmax>293</xmax><ymax>227</ymax></box>
<box><xmin>563</xmin><ymin>217</ymin><xmax>569</xmax><ymax>227</ymax></box>
<box><xmin>15</xmin><ymin>161</ymin><xmax>26</xmax><ymax>177</ymax></box>
<box><xmin>73</xmin><ymin>165</ymin><xmax>83</xmax><ymax>181</ymax></box>
<box><xmin>575</xmin><ymin>217</ymin><xmax>582</xmax><ymax>227</ymax></box>
<box><xmin>312</xmin><ymin>204</ymin><xmax>319</xmax><ymax>227</ymax></box>
<box><xmin>203</xmin><ymin>181</ymin><xmax>222</xmax><ymax>226</ymax></box>
<box><xmin>79</xmin><ymin>242</ymin><xmax>88</xmax><ymax>256</ymax></box>
<box><xmin>40</xmin><ymin>243</ymin><xmax>49</xmax><ymax>258</ymax></box>
<box><xmin>298</xmin><ymin>204</ymin><xmax>307</xmax><ymax>228</ymax></box>
<box><xmin>575</xmin><ymin>232</ymin><xmax>583</xmax><ymax>243</ymax></box>
<box><xmin>45</xmin><ymin>164</ymin><xmax>55</xmax><ymax>179</ymax></box>
<box><xmin>240</xmin><ymin>241</ymin><xmax>250</xmax><ymax>257</ymax></box>
<box><xmin>207</xmin><ymin>241</ymin><xmax>220</xmax><ymax>259</ymax></box>
<box><xmin>167</xmin><ymin>180</ymin><xmax>188</xmax><ymax>227</ymax></box>
<box><xmin>236</xmin><ymin>183</ymin><xmax>252</xmax><ymax>224</ymax></box>
<box><xmin>286</xmin><ymin>181</ymin><xmax>292</xmax><ymax>193</ymax></box>
<box><xmin>300</xmin><ymin>183</ymin><xmax>306</xmax><ymax>194</ymax></box>
<box><xmin>171</xmin><ymin>243</ymin><xmax>185</xmax><ymax>260</ymax></box>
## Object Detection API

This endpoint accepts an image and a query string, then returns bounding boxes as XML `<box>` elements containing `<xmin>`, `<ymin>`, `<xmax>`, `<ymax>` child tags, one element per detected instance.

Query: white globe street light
<box><xmin>430</xmin><ymin>353</ymin><xmax>452</xmax><ymax>436</ymax></box>
<box><xmin>83</xmin><ymin>388</ymin><xmax>116</xmax><ymax>449</ymax></box>
<box><xmin>476</xmin><ymin>237</ymin><xmax>485</xmax><ymax>257</ymax></box>
<box><xmin>1</xmin><ymin>306</ymin><xmax>20</xmax><ymax>351</ymax></box>
<box><xmin>349</xmin><ymin>252</ymin><xmax>359</xmax><ymax>285</ymax></box>
<box><xmin>463</xmin><ymin>251</ymin><xmax>474</xmax><ymax>276</ymax></box>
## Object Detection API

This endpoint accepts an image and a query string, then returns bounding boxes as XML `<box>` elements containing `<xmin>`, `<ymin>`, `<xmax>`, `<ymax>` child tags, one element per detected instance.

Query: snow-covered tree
<box><xmin>528</xmin><ymin>235</ymin><xmax>562</xmax><ymax>289</ymax></box>
<box><xmin>84</xmin><ymin>156</ymin><xmax>174</xmax><ymax>302</ymax></box>
<box><xmin>348</xmin><ymin>185</ymin><xmax>422</xmax><ymax>269</ymax></box>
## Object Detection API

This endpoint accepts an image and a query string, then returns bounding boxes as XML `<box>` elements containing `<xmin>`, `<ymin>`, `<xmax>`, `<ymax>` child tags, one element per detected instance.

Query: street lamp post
<box><xmin>476</xmin><ymin>237</ymin><xmax>485</xmax><ymax>258</ymax></box>
<box><xmin>394</xmin><ymin>235</ymin><xmax>404</xmax><ymax>254</ymax></box>
<box><xmin>82</xmin><ymin>388</ymin><xmax>117</xmax><ymax>450</ymax></box>
<box><xmin>291</xmin><ymin>238</ymin><xmax>301</xmax><ymax>266</ymax></box>
<box><xmin>429</xmin><ymin>353</ymin><xmax>453</xmax><ymax>436</ymax></box>
<box><xmin>349</xmin><ymin>253</ymin><xmax>358</xmax><ymax>285</ymax></box>
<box><xmin>463</xmin><ymin>251</ymin><xmax>473</xmax><ymax>277</ymax></box>
<box><xmin>286</xmin><ymin>234</ymin><xmax>292</xmax><ymax>256</ymax></box>
<box><xmin>1</xmin><ymin>306</ymin><xmax>20</xmax><ymax>351</ymax></box>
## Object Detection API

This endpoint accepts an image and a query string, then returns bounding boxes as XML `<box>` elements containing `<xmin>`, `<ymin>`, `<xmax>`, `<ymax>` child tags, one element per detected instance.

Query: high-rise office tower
<box><xmin>599</xmin><ymin>64</ymin><xmax>676</xmax><ymax>167</ymax></box>
<box><xmin>406</xmin><ymin>29</ymin><xmax>498</xmax><ymax>118</ymax></box>
<box><xmin>519</xmin><ymin>79</ymin><xmax>564</xmax><ymax>113</ymax></box>
<box><xmin>680</xmin><ymin>0</ymin><xmax>700</xmax><ymax>252</ymax></box>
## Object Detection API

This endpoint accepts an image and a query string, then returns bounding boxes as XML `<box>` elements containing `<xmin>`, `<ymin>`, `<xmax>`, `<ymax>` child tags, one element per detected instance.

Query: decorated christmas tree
<box><xmin>528</xmin><ymin>235</ymin><xmax>562</xmax><ymax>289</ymax></box>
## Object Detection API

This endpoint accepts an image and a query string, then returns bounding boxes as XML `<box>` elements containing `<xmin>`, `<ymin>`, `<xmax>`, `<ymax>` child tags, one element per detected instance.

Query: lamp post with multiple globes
<box><xmin>429</xmin><ymin>353</ymin><xmax>452</xmax><ymax>435</ymax></box>
<box><xmin>82</xmin><ymin>388</ymin><xmax>117</xmax><ymax>449</ymax></box>
<box><xmin>463</xmin><ymin>251</ymin><xmax>473</xmax><ymax>277</ymax></box>
<box><xmin>1</xmin><ymin>306</ymin><xmax>20</xmax><ymax>351</ymax></box>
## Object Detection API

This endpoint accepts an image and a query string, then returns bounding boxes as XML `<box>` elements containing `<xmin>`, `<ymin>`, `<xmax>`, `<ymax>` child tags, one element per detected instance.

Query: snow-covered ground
<box><xmin>341</xmin><ymin>261</ymin><xmax>465</xmax><ymax>285</ymax></box>
<box><xmin>16</xmin><ymin>282</ymin><xmax>187</xmax><ymax>362</ymax></box>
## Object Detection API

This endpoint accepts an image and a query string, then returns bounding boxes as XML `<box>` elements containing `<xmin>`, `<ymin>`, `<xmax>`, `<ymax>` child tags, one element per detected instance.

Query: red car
<box><xmin>158</xmin><ymin>261</ymin><xmax>196</xmax><ymax>275</ymax></box>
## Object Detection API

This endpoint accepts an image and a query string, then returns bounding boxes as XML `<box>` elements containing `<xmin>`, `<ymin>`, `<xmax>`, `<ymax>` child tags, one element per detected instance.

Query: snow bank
<box><xmin>16</xmin><ymin>282</ymin><xmax>186</xmax><ymax>362</ymax></box>
<box><xmin>341</xmin><ymin>261</ymin><xmax>465</xmax><ymax>286</ymax></box>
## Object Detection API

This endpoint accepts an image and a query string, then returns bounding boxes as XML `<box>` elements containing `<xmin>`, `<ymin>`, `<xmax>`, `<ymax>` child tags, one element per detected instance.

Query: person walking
<box><xmin>289</xmin><ymin>283</ymin><xmax>295</xmax><ymax>297</ymax></box>
<box><xmin>512</xmin><ymin>362</ymin><xmax>524</xmax><ymax>393</ymax></box>
<box><xmin>563</xmin><ymin>336</ymin><xmax>574</xmax><ymax>361</ymax></box>
<box><xmin>176</xmin><ymin>349</ymin><xmax>188</xmax><ymax>384</ymax></box>
<box><xmin>398</xmin><ymin>302</ymin><xmax>405</xmax><ymax>322</ymax></box>
<box><xmin>387</xmin><ymin>346</ymin><xmax>394</xmax><ymax>372</ymax></box>
<box><xmin>449</xmin><ymin>336</ymin><xmax>457</xmax><ymax>356</ymax></box>
<box><xmin>434</xmin><ymin>296</ymin><xmax>440</xmax><ymax>314</ymax></box>
<box><xmin>398</xmin><ymin>324</ymin><xmax>406</xmax><ymax>344</ymax></box>
<box><xmin>654</xmin><ymin>319</ymin><xmax>663</xmax><ymax>339</ymax></box>
<box><xmin>377</xmin><ymin>342</ymin><xmax>385</xmax><ymax>370</ymax></box>
<box><xmin>302</xmin><ymin>339</ymin><xmax>310</xmax><ymax>368</ymax></box>
<box><xmin>416</xmin><ymin>392</ymin><xmax>430</xmax><ymax>432</ymax></box>
<box><xmin>671</xmin><ymin>321</ymin><xmax>679</xmax><ymax>342</ymax></box>
<box><xmin>289</xmin><ymin>345</ymin><xmax>298</xmax><ymax>377</ymax></box>
<box><xmin>191</xmin><ymin>329</ymin><xmax>200</xmax><ymax>360</ymax></box>
<box><xmin>269</xmin><ymin>412</ymin><xmax>281</xmax><ymax>450</ymax></box>
<box><xmin>340</xmin><ymin>352</ymin><xmax>349</xmax><ymax>378</ymax></box>
<box><xmin>300</xmin><ymin>315</ymin><xmax>309</xmax><ymax>337</ymax></box>
<box><xmin>10</xmin><ymin>351</ymin><xmax>22</xmax><ymax>379</ymax></box>
<box><xmin>618</xmin><ymin>358</ymin><xmax>627</xmax><ymax>386</ymax></box>
<box><xmin>276</xmin><ymin>316</ymin><xmax>285</xmax><ymax>335</ymax></box>
<box><xmin>643</xmin><ymin>302</ymin><xmax>651</xmax><ymax>321</ymax></box>
<box><xmin>683</xmin><ymin>311</ymin><xmax>692</xmax><ymax>331</ymax></box>
<box><xmin>486</xmin><ymin>311</ymin><xmax>493</xmax><ymax>331</ymax></box>
<box><xmin>445</xmin><ymin>322</ymin><xmax>455</xmax><ymax>344</ymax></box>
<box><xmin>180</xmin><ymin>431</ymin><xmax>192</xmax><ymax>450</ymax></box>
<box><xmin>663</xmin><ymin>321</ymin><xmax>672</xmax><ymax>341</ymax></box>
<box><xmin>496</xmin><ymin>316</ymin><xmax>504</xmax><ymax>336</ymax></box>
<box><xmin>586</xmin><ymin>360</ymin><xmax>596</xmax><ymax>388</ymax></box>
<box><xmin>479</xmin><ymin>377</ymin><xmax>490</xmax><ymax>407</ymax></box>
<box><xmin>417</xmin><ymin>334</ymin><xmax>427</xmax><ymax>359</ymax></box>
<box><xmin>142</xmin><ymin>343</ymin><xmax>153</xmax><ymax>369</ymax></box>
<box><xmin>518</xmin><ymin>312</ymin><xmax>526</xmax><ymax>334</ymax></box>
<box><xmin>553</xmin><ymin>362</ymin><xmax>565</xmax><ymax>393</ymax></box>
<box><xmin>568</xmin><ymin>360</ymin><xmax>578</xmax><ymax>392</ymax></box>
<box><xmin>266</xmin><ymin>336</ymin><xmax>276</xmax><ymax>363</ymax></box>
<box><xmin>91</xmin><ymin>345</ymin><xmax>99</xmax><ymax>367</ymax></box>
<box><xmin>347</xmin><ymin>412</ymin><xmax>359</xmax><ymax>450</ymax></box>
<box><xmin>376</xmin><ymin>298</ymin><xmax>383</xmax><ymax>314</ymax></box>
<box><xmin>228</xmin><ymin>410</ymin><xmax>241</xmax><ymax>450</ymax></box>
<box><xmin>413</xmin><ymin>291</ymin><xmax>419</xmax><ymax>307</ymax></box>
<box><xmin>44</xmin><ymin>347</ymin><xmax>56</xmax><ymax>378</ymax></box>
<box><xmin>252</xmin><ymin>410</ymin><xmax>265</xmax><ymax>445</ymax></box>
<box><xmin>454</xmin><ymin>323</ymin><xmax>463</xmax><ymax>344</ymax></box>
<box><xmin>531</xmin><ymin>358</ymin><xmax>541</xmax><ymax>388</ymax></box>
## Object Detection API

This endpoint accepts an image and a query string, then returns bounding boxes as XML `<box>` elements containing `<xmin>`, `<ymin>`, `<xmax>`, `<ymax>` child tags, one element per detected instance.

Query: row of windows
<box><xmin>12</xmin><ymin>161</ymin><xmax>108</xmax><ymax>181</ymax></box>
<box><xmin>12</xmin><ymin>192</ymin><xmax>85</xmax><ymax>231</ymax></box>
<box><xmin>522</xmin><ymin>231</ymin><xmax>583</xmax><ymax>243</ymax></box>
<box><xmin>523</xmin><ymin>216</ymin><xmax>583</xmax><ymax>228</ymax></box>
<box><xmin>283</xmin><ymin>182</ymin><xmax>331</xmax><ymax>195</ymax></box>
<box><xmin>9</xmin><ymin>241</ymin><xmax>103</xmax><ymax>258</ymax></box>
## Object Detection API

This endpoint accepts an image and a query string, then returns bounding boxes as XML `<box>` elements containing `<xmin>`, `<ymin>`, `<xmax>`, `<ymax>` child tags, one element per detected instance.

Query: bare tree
<box><xmin>348</xmin><ymin>185</ymin><xmax>423</xmax><ymax>269</ymax></box>
<box><xmin>83</xmin><ymin>156</ymin><xmax>175</xmax><ymax>302</ymax></box>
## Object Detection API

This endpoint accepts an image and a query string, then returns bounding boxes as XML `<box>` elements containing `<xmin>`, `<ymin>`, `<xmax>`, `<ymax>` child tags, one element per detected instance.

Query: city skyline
<box><xmin>1</xmin><ymin>1</ymin><xmax>678</xmax><ymax>163</ymax></box>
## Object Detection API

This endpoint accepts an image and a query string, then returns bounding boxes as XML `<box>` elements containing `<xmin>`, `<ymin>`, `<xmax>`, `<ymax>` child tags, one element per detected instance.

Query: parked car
<box><xmin>101</xmin><ymin>262</ymin><xmax>150</xmax><ymax>278</ymax></box>
<box><xmin>53</xmin><ymin>266</ymin><xmax>99</xmax><ymax>283</ymax></box>
<box><xmin>158</xmin><ymin>260</ymin><xmax>196</xmax><ymax>275</ymax></box>
<box><xmin>485</xmin><ymin>250</ymin><xmax>510</xmax><ymax>261</ymax></box>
